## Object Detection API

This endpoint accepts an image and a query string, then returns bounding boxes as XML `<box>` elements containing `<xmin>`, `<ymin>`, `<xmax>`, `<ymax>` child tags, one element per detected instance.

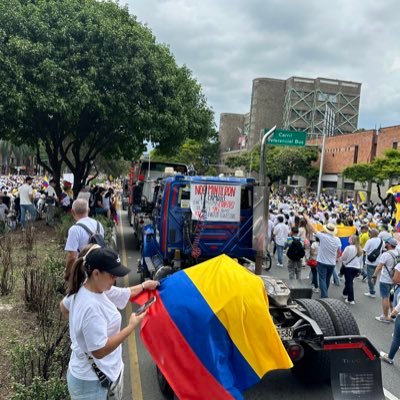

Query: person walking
<box><xmin>341</xmin><ymin>235</ymin><xmax>363</xmax><ymax>305</ymax></box>
<box><xmin>273</xmin><ymin>215</ymin><xmax>289</xmax><ymax>267</ymax></box>
<box><xmin>372</xmin><ymin>237</ymin><xmax>398</xmax><ymax>323</ymax></box>
<box><xmin>307</xmin><ymin>238</ymin><xmax>319</xmax><ymax>292</ymax></box>
<box><xmin>304</xmin><ymin>214</ymin><xmax>342</xmax><ymax>298</ymax></box>
<box><xmin>45</xmin><ymin>179</ymin><xmax>58</xmax><ymax>227</ymax></box>
<box><xmin>60</xmin><ymin>244</ymin><xmax>160</xmax><ymax>399</ymax></box>
<box><xmin>359</xmin><ymin>224</ymin><xmax>370</xmax><ymax>280</ymax></box>
<box><xmin>65</xmin><ymin>199</ymin><xmax>105</xmax><ymax>280</ymax></box>
<box><xmin>18</xmin><ymin>176</ymin><xmax>37</xmax><ymax>230</ymax></box>
<box><xmin>363</xmin><ymin>228</ymin><xmax>384</xmax><ymax>298</ymax></box>
<box><xmin>285</xmin><ymin>226</ymin><xmax>305</xmax><ymax>279</ymax></box>
<box><xmin>380</xmin><ymin>261</ymin><xmax>400</xmax><ymax>364</ymax></box>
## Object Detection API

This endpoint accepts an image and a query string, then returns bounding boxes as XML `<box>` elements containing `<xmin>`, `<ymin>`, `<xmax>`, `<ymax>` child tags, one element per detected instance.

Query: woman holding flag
<box><xmin>60</xmin><ymin>244</ymin><xmax>159</xmax><ymax>399</ymax></box>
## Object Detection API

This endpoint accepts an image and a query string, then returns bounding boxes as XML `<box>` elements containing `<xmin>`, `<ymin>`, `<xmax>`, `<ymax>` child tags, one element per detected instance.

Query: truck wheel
<box><xmin>156</xmin><ymin>366</ymin><xmax>174</xmax><ymax>399</ymax></box>
<box><xmin>317</xmin><ymin>298</ymin><xmax>360</xmax><ymax>336</ymax></box>
<box><xmin>293</xmin><ymin>299</ymin><xmax>336</xmax><ymax>383</ymax></box>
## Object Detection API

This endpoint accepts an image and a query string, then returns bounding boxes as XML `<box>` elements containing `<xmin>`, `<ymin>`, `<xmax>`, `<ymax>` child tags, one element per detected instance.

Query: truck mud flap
<box><xmin>324</xmin><ymin>336</ymin><xmax>384</xmax><ymax>400</ymax></box>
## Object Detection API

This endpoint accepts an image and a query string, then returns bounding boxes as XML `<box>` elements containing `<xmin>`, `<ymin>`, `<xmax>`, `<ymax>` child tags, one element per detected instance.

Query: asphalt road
<box><xmin>116</xmin><ymin>211</ymin><xmax>399</xmax><ymax>400</ymax></box>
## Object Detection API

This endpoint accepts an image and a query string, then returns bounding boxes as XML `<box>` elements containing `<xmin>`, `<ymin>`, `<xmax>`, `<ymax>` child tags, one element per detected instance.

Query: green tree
<box><xmin>151</xmin><ymin>133</ymin><xmax>220</xmax><ymax>175</ymax></box>
<box><xmin>0</xmin><ymin>0</ymin><xmax>214</xmax><ymax>196</ymax></box>
<box><xmin>225</xmin><ymin>146</ymin><xmax>319</xmax><ymax>183</ymax></box>
<box><xmin>343</xmin><ymin>149</ymin><xmax>400</xmax><ymax>205</ymax></box>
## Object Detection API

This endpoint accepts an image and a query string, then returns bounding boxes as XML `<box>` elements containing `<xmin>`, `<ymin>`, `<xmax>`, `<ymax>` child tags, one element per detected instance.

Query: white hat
<box><xmin>323</xmin><ymin>223</ymin><xmax>337</xmax><ymax>236</ymax></box>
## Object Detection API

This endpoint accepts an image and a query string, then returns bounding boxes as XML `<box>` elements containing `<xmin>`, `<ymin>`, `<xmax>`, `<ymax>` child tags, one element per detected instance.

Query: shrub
<box><xmin>11</xmin><ymin>376</ymin><xmax>68</xmax><ymax>400</ymax></box>
<box><xmin>0</xmin><ymin>234</ymin><xmax>15</xmax><ymax>295</ymax></box>
<box><xmin>55</xmin><ymin>212</ymin><xmax>75</xmax><ymax>245</ymax></box>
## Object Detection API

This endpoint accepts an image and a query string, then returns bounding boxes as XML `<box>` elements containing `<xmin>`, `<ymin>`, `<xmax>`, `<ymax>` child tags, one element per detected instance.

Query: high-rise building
<box><xmin>219</xmin><ymin>76</ymin><xmax>361</xmax><ymax>150</ymax></box>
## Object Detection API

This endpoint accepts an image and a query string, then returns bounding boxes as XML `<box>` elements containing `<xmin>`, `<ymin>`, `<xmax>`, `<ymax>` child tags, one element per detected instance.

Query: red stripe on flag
<box><xmin>139</xmin><ymin>292</ymin><xmax>234</xmax><ymax>400</ymax></box>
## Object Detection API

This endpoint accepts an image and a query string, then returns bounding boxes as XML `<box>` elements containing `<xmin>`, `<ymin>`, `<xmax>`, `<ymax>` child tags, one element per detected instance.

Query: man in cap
<box><xmin>372</xmin><ymin>237</ymin><xmax>399</xmax><ymax>323</ymax></box>
<box><xmin>304</xmin><ymin>214</ymin><xmax>342</xmax><ymax>298</ymax></box>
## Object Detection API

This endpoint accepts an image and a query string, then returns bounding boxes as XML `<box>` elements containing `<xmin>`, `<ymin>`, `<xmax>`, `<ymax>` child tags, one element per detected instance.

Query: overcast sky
<box><xmin>127</xmin><ymin>0</ymin><xmax>400</xmax><ymax>130</ymax></box>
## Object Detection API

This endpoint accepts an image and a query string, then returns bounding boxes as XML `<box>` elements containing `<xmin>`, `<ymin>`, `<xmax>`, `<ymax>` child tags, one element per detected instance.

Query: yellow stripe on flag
<box><xmin>184</xmin><ymin>255</ymin><xmax>293</xmax><ymax>378</ymax></box>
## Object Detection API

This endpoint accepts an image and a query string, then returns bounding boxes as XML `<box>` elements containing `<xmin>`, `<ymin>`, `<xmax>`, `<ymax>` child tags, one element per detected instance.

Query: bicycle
<box><xmin>262</xmin><ymin>250</ymin><xmax>272</xmax><ymax>271</ymax></box>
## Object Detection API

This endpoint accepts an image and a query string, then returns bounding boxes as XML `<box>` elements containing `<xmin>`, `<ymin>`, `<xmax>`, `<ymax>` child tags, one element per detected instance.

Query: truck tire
<box><xmin>317</xmin><ymin>298</ymin><xmax>360</xmax><ymax>336</ymax></box>
<box><xmin>292</xmin><ymin>299</ymin><xmax>336</xmax><ymax>383</ymax></box>
<box><xmin>156</xmin><ymin>366</ymin><xmax>174</xmax><ymax>399</ymax></box>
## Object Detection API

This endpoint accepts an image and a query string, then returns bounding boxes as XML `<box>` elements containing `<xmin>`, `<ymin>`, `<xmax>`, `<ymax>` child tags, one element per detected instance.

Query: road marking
<box><xmin>385</xmin><ymin>388</ymin><xmax>400</xmax><ymax>400</ymax></box>
<box><xmin>119</xmin><ymin>220</ymin><xmax>144</xmax><ymax>400</ymax></box>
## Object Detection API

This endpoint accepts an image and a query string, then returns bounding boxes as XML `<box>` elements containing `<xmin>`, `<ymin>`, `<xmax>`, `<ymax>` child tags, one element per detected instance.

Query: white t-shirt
<box><xmin>45</xmin><ymin>185</ymin><xmax>57</xmax><ymax>200</ymax></box>
<box><xmin>316</xmin><ymin>232</ymin><xmax>342</xmax><ymax>266</ymax></box>
<box><xmin>341</xmin><ymin>245</ymin><xmax>362</xmax><ymax>269</ymax></box>
<box><xmin>364</xmin><ymin>237</ymin><xmax>384</xmax><ymax>266</ymax></box>
<box><xmin>18</xmin><ymin>183</ymin><xmax>33</xmax><ymax>205</ymax></box>
<box><xmin>273</xmin><ymin>223</ymin><xmax>289</xmax><ymax>246</ymax></box>
<box><xmin>377</xmin><ymin>250</ymin><xmax>398</xmax><ymax>284</ymax></box>
<box><xmin>378</xmin><ymin>231</ymin><xmax>392</xmax><ymax>241</ymax></box>
<box><xmin>63</xmin><ymin>286</ymin><xmax>131</xmax><ymax>382</ymax></box>
<box><xmin>64</xmin><ymin>217</ymin><xmax>105</xmax><ymax>253</ymax></box>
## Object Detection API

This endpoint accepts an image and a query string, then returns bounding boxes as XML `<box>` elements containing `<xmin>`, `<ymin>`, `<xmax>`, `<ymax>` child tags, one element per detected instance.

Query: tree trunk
<box><xmin>376</xmin><ymin>183</ymin><xmax>391</xmax><ymax>206</ymax></box>
<box><xmin>366</xmin><ymin>180</ymin><xmax>372</xmax><ymax>204</ymax></box>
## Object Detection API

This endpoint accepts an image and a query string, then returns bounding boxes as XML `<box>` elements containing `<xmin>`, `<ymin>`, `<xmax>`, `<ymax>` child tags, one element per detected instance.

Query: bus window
<box><xmin>241</xmin><ymin>186</ymin><xmax>252</xmax><ymax>210</ymax></box>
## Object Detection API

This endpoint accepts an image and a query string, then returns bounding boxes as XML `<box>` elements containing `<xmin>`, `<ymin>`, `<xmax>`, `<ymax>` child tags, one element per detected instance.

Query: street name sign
<box><xmin>265</xmin><ymin>129</ymin><xmax>307</xmax><ymax>147</ymax></box>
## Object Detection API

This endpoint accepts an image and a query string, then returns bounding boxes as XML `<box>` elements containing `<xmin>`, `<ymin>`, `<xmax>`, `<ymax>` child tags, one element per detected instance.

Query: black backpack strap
<box><xmin>96</xmin><ymin>221</ymin><xmax>100</xmax><ymax>234</ymax></box>
<box><xmin>76</xmin><ymin>222</ymin><xmax>94</xmax><ymax>236</ymax></box>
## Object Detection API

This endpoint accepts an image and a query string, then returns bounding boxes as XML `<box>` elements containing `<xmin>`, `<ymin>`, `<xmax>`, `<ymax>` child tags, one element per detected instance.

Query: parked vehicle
<box><xmin>137</xmin><ymin>175</ymin><xmax>258</xmax><ymax>280</ymax></box>
<box><xmin>157</xmin><ymin>277</ymin><xmax>384</xmax><ymax>400</ymax></box>
<box><xmin>126</xmin><ymin>159</ymin><xmax>189</xmax><ymax>249</ymax></box>
<box><xmin>135</xmin><ymin>127</ymin><xmax>384</xmax><ymax>399</ymax></box>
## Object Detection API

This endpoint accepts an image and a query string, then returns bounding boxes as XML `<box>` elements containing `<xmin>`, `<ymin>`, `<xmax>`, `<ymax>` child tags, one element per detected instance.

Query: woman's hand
<box><xmin>143</xmin><ymin>280</ymin><xmax>160</xmax><ymax>291</ymax></box>
<box><xmin>129</xmin><ymin>310</ymin><xmax>147</xmax><ymax>330</ymax></box>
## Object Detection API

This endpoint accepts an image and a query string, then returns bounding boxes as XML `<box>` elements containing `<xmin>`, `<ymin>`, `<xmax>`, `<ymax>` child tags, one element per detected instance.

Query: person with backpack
<box><xmin>285</xmin><ymin>226</ymin><xmax>305</xmax><ymax>279</ymax></box>
<box><xmin>363</xmin><ymin>228</ymin><xmax>384</xmax><ymax>298</ymax></box>
<box><xmin>65</xmin><ymin>199</ymin><xmax>105</xmax><ymax>281</ymax></box>
<box><xmin>372</xmin><ymin>237</ymin><xmax>399</xmax><ymax>323</ymax></box>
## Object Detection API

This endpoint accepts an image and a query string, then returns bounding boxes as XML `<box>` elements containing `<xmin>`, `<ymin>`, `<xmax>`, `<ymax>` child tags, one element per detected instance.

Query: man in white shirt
<box><xmin>363</xmin><ymin>229</ymin><xmax>384</xmax><ymax>298</ymax></box>
<box><xmin>304</xmin><ymin>214</ymin><xmax>342</xmax><ymax>298</ymax></box>
<box><xmin>65</xmin><ymin>199</ymin><xmax>105</xmax><ymax>280</ymax></box>
<box><xmin>273</xmin><ymin>216</ymin><xmax>289</xmax><ymax>267</ymax></box>
<box><xmin>372</xmin><ymin>237</ymin><xmax>398</xmax><ymax>323</ymax></box>
<box><xmin>18</xmin><ymin>176</ymin><xmax>37</xmax><ymax>229</ymax></box>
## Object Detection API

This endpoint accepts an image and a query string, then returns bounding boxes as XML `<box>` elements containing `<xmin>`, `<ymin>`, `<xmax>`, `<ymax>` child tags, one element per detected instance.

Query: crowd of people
<box><xmin>0</xmin><ymin>175</ymin><xmax>122</xmax><ymax>231</ymax></box>
<box><xmin>268</xmin><ymin>192</ymin><xmax>400</xmax><ymax>365</ymax></box>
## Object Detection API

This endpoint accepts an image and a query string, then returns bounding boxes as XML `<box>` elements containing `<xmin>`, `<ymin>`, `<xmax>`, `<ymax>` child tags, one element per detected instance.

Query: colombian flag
<box><xmin>336</xmin><ymin>226</ymin><xmax>357</xmax><ymax>250</ymax></box>
<box><xmin>387</xmin><ymin>185</ymin><xmax>400</xmax><ymax>232</ymax></box>
<box><xmin>133</xmin><ymin>255</ymin><xmax>292</xmax><ymax>399</ymax></box>
<box><xmin>42</xmin><ymin>175</ymin><xmax>49</xmax><ymax>188</ymax></box>
<box><xmin>314</xmin><ymin>224</ymin><xmax>357</xmax><ymax>251</ymax></box>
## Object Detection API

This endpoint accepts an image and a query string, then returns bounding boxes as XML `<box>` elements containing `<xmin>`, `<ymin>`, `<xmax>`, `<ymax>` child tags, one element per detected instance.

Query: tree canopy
<box><xmin>343</xmin><ymin>149</ymin><xmax>400</xmax><ymax>204</ymax></box>
<box><xmin>0</xmin><ymin>0</ymin><xmax>214</xmax><ymax>194</ymax></box>
<box><xmin>225</xmin><ymin>146</ymin><xmax>319</xmax><ymax>183</ymax></box>
<box><xmin>151</xmin><ymin>131</ymin><xmax>220</xmax><ymax>175</ymax></box>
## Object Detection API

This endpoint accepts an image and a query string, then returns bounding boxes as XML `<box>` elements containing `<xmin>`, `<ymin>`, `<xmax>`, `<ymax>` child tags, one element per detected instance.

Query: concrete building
<box><xmin>219</xmin><ymin>75</ymin><xmax>362</xmax><ymax>151</ymax></box>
